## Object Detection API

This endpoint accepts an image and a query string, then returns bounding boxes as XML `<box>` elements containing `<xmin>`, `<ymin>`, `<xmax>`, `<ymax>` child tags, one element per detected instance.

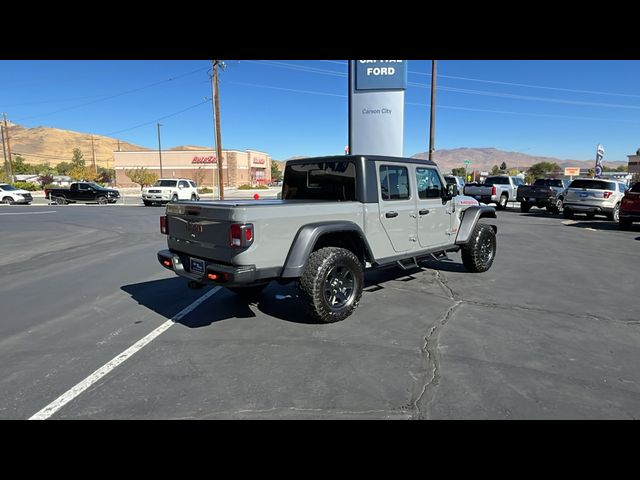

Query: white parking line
<box><xmin>29</xmin><ymin>286</ymin><xmax>222</xmax><ymax>420</ymax></box>
<box><xmin>0</xmin><ymin>211</ymin><xmax>56</xmax><ymax>216</ymax></box>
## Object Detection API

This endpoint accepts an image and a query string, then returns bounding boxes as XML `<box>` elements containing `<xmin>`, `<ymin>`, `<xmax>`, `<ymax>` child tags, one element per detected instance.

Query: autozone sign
<box><xmin>192</xmin><ymin>156</ymin><xmax>216</xmax><ymax>164</ymax></box>
<box><xmin>252</xmin><ymin>157</ymin><xmax>266</xmax><ymax>165</ymax></box>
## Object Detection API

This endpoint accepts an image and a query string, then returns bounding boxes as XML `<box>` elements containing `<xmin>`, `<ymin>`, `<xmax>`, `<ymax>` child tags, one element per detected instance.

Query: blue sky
<box><xmin>1</xmin><ymin>60</ymin><xmax>639</xmax><ymax>162</ymax></box>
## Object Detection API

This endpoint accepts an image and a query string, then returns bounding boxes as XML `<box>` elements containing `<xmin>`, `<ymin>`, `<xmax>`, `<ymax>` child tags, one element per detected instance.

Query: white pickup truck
<box><xmin>142</xmin><ymin>179</ymin><xmax>200</xmax><ymax>206</ymax></box>
<box><xmin>463</xmin><ymin>175</ymin><xmax>525</xmax><ymax>210</ymax></box>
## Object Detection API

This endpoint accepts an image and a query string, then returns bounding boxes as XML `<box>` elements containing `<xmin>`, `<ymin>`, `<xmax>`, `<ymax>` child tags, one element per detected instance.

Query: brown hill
<box><xmin>2</xmin><ymin>122</ymin><xmax>149</xmax><ymax>168</ymax></box>
<box><xmin>412</xmin><ymin>147</ymin><xmax>626</xmax><ymax>173</ymax></box>
<box><xmin>169</xmin><ymin>145</ymin><xmax>211</xmax><ymax>151</ymax></box>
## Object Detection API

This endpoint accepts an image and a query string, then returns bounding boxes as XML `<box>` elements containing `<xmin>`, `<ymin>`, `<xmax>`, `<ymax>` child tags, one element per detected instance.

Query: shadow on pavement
<box><xmin>564</xmin><ymin>221</ymin><xmax>621</xmax><ymax>231</ymax></box>
<box><xmin>121</xmin><ymin>259</ymin><xmax>469</xmax><ymax>327</ymax></box>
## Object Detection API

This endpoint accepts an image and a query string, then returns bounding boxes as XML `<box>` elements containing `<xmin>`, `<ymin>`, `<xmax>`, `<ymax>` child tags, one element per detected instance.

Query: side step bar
<box><xmin>396</xmin><ymin>257</ymin><xmax>419</xmax><ymax>270</ymax></box>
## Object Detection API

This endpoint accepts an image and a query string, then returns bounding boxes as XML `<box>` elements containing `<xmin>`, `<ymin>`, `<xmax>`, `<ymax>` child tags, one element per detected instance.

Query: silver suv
<box><xmin>563</xmin><ymin>178</ymin><xmax>627</xmax><ymax>221</ymax></box>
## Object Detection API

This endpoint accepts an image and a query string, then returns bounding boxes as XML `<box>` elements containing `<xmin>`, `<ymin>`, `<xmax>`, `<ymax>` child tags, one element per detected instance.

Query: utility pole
<box><xmin>91</xmin><ymin>135</ymin><xmax>97</xmax><ymax>173</ymax></box>
<box><xmin>117</xmin><ymin>139</ymin><xmax>121</xmax><ymax>152</ymax></box>
<box><xmin>428</xmin><ymin>60</ymin><xmax>437</xmax><ymax>162</ymax></box>
<box><xmin>3</xmin><ymin>113</ymin><xmax>13</xmax><ymax>179</ymax></box>
<box><xmin>157</xmin><ymin>123</ymin><xmax>163</xmax><ymax>178</ymax></box>
<box><xmin>212</xmin><ymin>60</ymin><xmax>224</xmax><ymax>200</ymax></box>
<box><xmin>1</xmin><ymin>125</ymin><xmax>8</xmax><ymax>179</ymax></box>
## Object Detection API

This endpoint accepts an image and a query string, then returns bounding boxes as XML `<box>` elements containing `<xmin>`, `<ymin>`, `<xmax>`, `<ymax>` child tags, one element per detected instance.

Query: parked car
<box><xmin>157</xmin><ymin>155</ymin><xmax>497</xmax><ymax>323</ymax></box>
<box><xmin>444</xmin><ymin>175</ymin><xmax>465</xmax><ymax>195</ymax></box>
<box><xmin>463</xmin><ymin>175</ymin><xmax>525</xmax><ymax>210</ymax></box>
<box><xmin>142</xmin><ymin>179</ymin><xmax>199</xmax><ymax>206</ymax></box>
<box><xmin>619</xmin><ymin>182</ymin><xmax>640</xmax><ymax>230</ymax></box>
<box><xmin>563</xmin><ymin>178</ymin><xmax>627</xmax><ymax>221</ymax></box>
<box><xmin>0</xmin><ymin>183</ymin><xmax>33</xmax><ymax>205</ymax></box>
<box><xmin>44</xmin><ymin>182</ymin><xmax>120</xmax><ymax>205</ymax></box>
<box><xmin>516</xmin><ymin>178</ymin><xmax>569</xmax><ymax>213</ymax></box>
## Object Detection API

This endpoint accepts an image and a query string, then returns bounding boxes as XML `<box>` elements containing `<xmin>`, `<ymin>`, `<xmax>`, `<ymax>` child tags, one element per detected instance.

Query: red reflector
<box><xmin>492</xmin><ymin>185</ymin><xmax>497</xmax><ymax>196</ymax></box>
<box><xmin>160</xmin><ymin>216</ymin><xmax>168</xmax><ymax>234</ymax></box>
<box><xmin>162</xmin><ymin>260</ymin><xmax>172</xmax><ymax>267</ymax></box>
<box><xmin>207</xmin><ymin>273</ymin><xmax>218</xmax><ymax>281</ymax></box>
<box><xmin>245</xmin><ymin>226</ymin><xmax>253</xmax><ymax>242</ymax></box>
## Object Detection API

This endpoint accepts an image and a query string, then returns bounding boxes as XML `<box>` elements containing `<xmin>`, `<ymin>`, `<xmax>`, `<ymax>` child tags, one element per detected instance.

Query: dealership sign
<box><xmin>349</xmin><ymin>60</ymin><xmax>407</xmax><ymax>157</ymax></box>
<box><xmin>564</xmin><ymin>167</ymin><xmax>581</xmax><ymax>176</ymax></box>
<box><xmin>192</xmin><ymin>156</ymin><xmax>216</xmax><ymax>164</ymax></box>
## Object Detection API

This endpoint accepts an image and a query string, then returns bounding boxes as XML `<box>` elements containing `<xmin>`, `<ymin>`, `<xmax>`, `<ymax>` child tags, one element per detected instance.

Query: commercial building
<box><xmin>628</xmin><ymin>150</ymin><xmax>640</xmax><ymax>176</ymax></box>
<box><xmin>114</xmin><ymin>149</ymin><xmax>272</xmax><ymax>188</ymax></box>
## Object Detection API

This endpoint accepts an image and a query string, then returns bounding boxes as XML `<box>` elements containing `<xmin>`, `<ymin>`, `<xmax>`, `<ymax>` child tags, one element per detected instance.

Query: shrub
<box><xmin>11</xmin><ymin>181</ymin><xmax>40</xmax><ymax>191</ymax></box>
<box><xmin>198</xmin><ymin>187</ymin><xmax>213</xmax><ymax>194</ymax></box>
<box><xmin>238</xmin><ymin>184</ymin><xmax>269</xmax><ymax>190</ymax></box>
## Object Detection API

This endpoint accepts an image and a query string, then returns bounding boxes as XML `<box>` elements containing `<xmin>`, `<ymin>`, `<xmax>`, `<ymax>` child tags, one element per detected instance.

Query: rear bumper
<box><xmin>564</xmin><ymin>203</ymin><xmax>614</xmax><ymax>214</ymax></box>
<box><xmin>157</xmin><ymin>249</ymin><xmax>275</xmax><ymax>286</ymax></box>
<box><xmin>620</xmin><ymin>211</ymin><xmax>640</xmax><ymax>221</ymax></box>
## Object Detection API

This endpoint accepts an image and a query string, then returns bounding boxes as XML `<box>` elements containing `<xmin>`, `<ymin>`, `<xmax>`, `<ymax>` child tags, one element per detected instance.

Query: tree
<box><xmin>125</xmin><ymin>167</ymin><xmax>157</xmax><ymax>191</ymax></box>
<box><xmin>587</xmin><ymin>168</ymin><xmax>595</xmax><ymax>178</ymax></box>
<box><xmin>56</xmin><ymin>161</ymin><xmax>73</xmax><ymax>175</ymax></box>
<box><xmin>12</xmin><ymin>156</ymin><xmax>31</xmax><ymax>174</ymax></box>
<box><xmin>271</xmin><ymin>162</ymin><xmax>283</xmax><ymax>182</ymax></box>
<box><xmin>499</xmin><ymin>161</ymin><xmax>507</xmax><ymax>171</ymax></box>
<box><xmin>491</xmin><ymin>165</ymin><xmax>500</xmax><ymax>175</ymax></box>
<box><xmin>69</xmin><ymin>165</ymin><xmax>98</xmax><ymax>182</ymax></box>
<box><xmin>71</xmin><ymin>148</ymin><xmax>86</xmax><ymax>167</ymax></box>
<box><xmin>97</xmin><ymin>167</ymin><xmax>115</xmax><ymax>184</ymax></box>
<box><xmin>38</xmin><ymin>173</ymin><xmax>55</xmax><ymax>188</ymax></box>
<box><xmin>615</xmin><ymin>165</ymin><xmax>628</xmax><ymax>172</ymax></box>
<box><xmin>192</xmin><ymin>166</ymin><xmax>207</xmax><ymax>187</ymax></box>
<box><xmin>527</xmin><ymin>162</ymin><xmax>561</xmax><ymax>180</ymax></box>
<box><xmin>451</xmin><ymin>167</ymin><xmax>466</xmax><ymax>177</ymax></box>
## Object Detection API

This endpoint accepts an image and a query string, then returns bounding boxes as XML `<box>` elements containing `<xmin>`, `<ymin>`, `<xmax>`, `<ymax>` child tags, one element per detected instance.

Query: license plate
<box><xmin>190</xmin><ymin>257</ymin><xmax>205</xmax><ymax>274</ymax></box>
<box><xmin>475</xmin><ymin>195</ymin><xmax>481</xmax><ymax>199</ymax></box>
<box><xmin>580</xmin><ymin>192</ymin><xmax>589</xmax><ymax>198</ymax></box>
<box><xmin>530</xmin><ymin>198</ymin><xmax>537</xmax><ymax>202</ymax></box>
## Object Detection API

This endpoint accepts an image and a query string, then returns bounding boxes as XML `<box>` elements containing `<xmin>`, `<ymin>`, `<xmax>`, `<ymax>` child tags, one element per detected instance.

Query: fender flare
<box><xmin>281</xmin><ymin>221</ymin><xmax>374</xmax><ymax>278</ymax></box>
<box><xmin>455</xmin><ymin>206</ymin><xmax>497</xmax><ymax>244</ymax></box>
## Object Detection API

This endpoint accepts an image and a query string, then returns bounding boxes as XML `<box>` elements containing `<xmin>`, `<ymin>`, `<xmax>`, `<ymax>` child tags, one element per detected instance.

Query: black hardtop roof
<box><xmin>285</xmin><ymin>155</ymin><xmax>437</xmax><ymax>167</ymax></box>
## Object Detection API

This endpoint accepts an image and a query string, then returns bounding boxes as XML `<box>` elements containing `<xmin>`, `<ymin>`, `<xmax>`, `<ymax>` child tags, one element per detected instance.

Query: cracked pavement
<box><xmin>1</xmin><ymin>206</ymin><xmax>639</xmax><ymax>419</ymax></box>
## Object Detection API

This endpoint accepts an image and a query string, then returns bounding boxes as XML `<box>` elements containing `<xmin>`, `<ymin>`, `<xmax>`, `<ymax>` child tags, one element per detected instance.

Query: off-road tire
<box><xmin>228</xmin><ymin>284</ymin><xmax>268</xmax><ymax>302</ymax></box>
<box><xmin>619</xmin><ymin>218</ymin><xmax>633</xmax><ymax>230</ymax></box>
<box><xmin>520</xmin><ymin>202</ymin><xmax>531</xmax><ymax>213</ymax></box>
<box><xmin>461</xmin><ymin>223</ymin><xmax>496</xmax><ymax>273</ymax></box>
<box><xmin>191</xmin><ymin>194</ymin><xmax>197</xmax><ymax>201</ymax></box>
<box><xmin>299</xmin><ymin>247</ymin><xmax>364</xmax><ymax>323</ymax></box>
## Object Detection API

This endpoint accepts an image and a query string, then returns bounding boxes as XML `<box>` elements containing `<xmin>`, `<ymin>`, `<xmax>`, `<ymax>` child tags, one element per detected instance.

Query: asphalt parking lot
<box><xmin>0</xmin><ymin>204</ymin><xmax>639</xmax><ymax>419</ymax></box>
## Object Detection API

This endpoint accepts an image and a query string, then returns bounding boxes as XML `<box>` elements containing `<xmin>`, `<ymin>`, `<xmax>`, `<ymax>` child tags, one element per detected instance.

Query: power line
<box><xmin>13</xmin><ymin>66</ymin><xmax>209</xmax><ymax>122</ymax></box>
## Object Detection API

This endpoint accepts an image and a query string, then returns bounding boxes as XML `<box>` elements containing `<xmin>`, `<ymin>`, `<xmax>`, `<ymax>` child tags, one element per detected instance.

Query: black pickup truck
<box><xmin>516</xmin><ymin>178</ymin><xmax>568</xmax><ymax>213</ymax></box>
<box><xmin>44</xmin><ymin>182</ymin><xmax>121</xmax><ymax>205</ymax></box>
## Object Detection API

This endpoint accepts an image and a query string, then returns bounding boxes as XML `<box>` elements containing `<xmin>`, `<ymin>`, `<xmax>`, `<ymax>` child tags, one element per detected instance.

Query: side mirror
<box><xmin>178</xmin><ymin>185</ymin><xmax>183</xmax><ymax>189</ymax></box>
<box><xmin>443</xmin><ymin>184</ymin><xmax>456</xmax><ymax>200</ymax></box>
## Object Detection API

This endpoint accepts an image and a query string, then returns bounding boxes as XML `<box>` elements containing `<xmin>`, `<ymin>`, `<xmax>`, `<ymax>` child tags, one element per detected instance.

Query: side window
<box><xmin>189</xmin><ymin>181</ymin><xmax>197</xmax><ymax>188</ymax></box>
<box><xmin>379</xmin><ymin>165</ymin><xmax>410</xmax><ymax>201</ymax></box>
<box><xmin>416</xmin><ymin>168</ymin><xmax>443</xmax><ymax>199</ymax></box>
<box><xmin>78</xmin><ymin>183</ymin><xmax>88</xmax><ymax>190</ymax></box>
<box><xmin>179</xmin><ymin>180</ymin><xmax>188</xmax><ymax>188</ymax></box>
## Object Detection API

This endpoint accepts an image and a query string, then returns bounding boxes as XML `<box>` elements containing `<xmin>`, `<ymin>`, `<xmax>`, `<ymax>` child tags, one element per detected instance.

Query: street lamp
<box><xmin>157</xmin><ymin>123</ymin><xmax>163</xmax><ymax>178</ymax></box>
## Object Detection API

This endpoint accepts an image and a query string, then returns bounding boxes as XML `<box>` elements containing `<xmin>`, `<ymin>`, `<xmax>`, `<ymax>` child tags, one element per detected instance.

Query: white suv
<box><xmin>142</xmin><ymin>179</ymin><xmax>200</xmax><ymax>206</ymax></box>
<box><xmin>0</xmin><ymin>183</ymin><xmax>33</xmax><ymax>205</ymax></box>
<box><xmin>563</xmin><ymin>178</ymin><xmax>627</xmax><ymax>221</ymax></box>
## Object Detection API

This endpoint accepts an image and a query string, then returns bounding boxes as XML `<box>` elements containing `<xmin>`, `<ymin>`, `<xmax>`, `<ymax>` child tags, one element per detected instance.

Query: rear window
<box><xmin>283</xmin><ymin>161</ymin><xmax>356</xmax><ymax>201</ymax></box>
<box><xmin>485</xmin><ymin>177</ymin><xmax>509</xmax><ymax>185</ymax></box>
<box><xmin>534</xmin><ymin>179</ymin><xmax>564</xmax><ymax>188</ymax></box>
<box><xmin>568</xmin><ymin>179</ymin><xmax>616</xmax><ymax>190</ymax></box>
<box><xmin>631</xmin><ymin>183</ymin><xmax>640</xmax><ymax>193</ymax></box>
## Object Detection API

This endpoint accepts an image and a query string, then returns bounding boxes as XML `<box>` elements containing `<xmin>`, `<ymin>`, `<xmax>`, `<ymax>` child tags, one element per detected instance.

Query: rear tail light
<box><xmin>491</xmin><ymin>185</ymin><xmax>497</xmax><ymax>196</ymax></box>
<box><xmin>603</xmin><ymin>191</ymin><xmax>613</xmax><ymax>199</ymax></box>
<box><xmin>160</xmin><ymin>215</ymin><xmax>168</xmax><ymax>234</ymax></box>
<box><xmin>229</xmin><ymin>223</ymin><xmax>254</xmax><ymax>248</ymax></box>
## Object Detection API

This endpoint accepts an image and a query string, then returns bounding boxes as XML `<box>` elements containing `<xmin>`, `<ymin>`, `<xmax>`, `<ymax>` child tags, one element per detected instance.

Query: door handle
<box><xmin>419</xmin><ymin>209</ymin><xmax>430</xmax><ymax>215</ymax></box>
<box><xmin>385</xmin><ymin>211</ymin><xmax>398</xmax><ymax>218</ymax></box>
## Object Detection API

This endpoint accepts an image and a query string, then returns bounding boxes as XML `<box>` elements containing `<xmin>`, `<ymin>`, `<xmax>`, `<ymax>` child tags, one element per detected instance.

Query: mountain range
<box><xmin>1</xmin><ymin>123</ymin><xmax>627</xmax><ymax>173</ymax></box>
